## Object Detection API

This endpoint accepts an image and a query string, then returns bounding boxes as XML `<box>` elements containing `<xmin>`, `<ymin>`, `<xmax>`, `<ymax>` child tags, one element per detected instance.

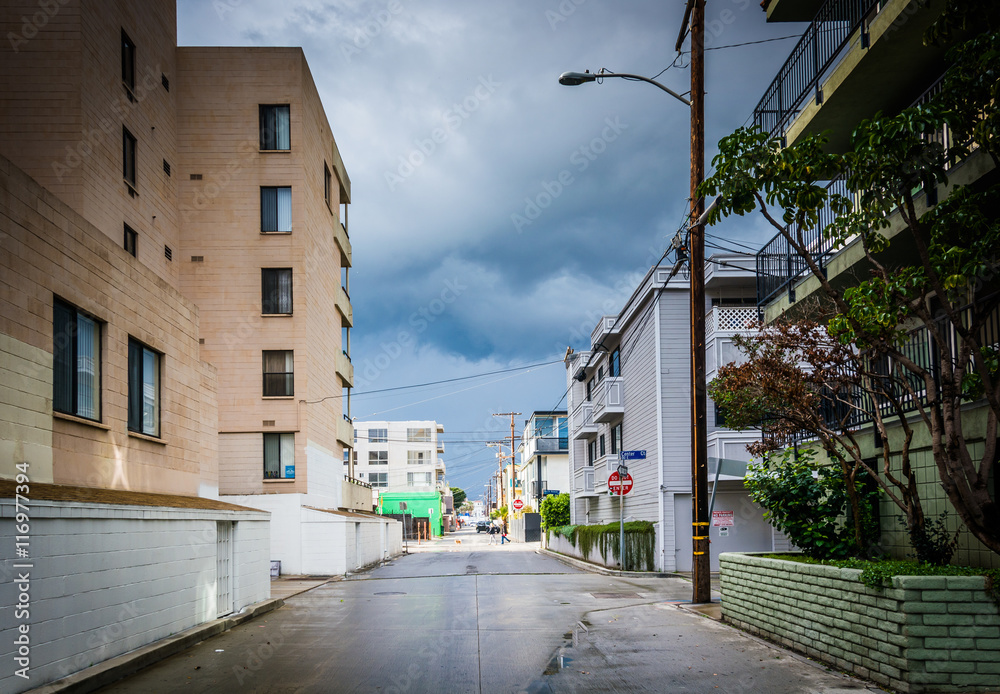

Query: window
<box><xmin>127</xmin><ymin>338</ymin><xmax>159</xmax><ymax>436</ymax></box>
<box><xmin>263</xmin><ymin>432</ymin><xmax>294</xmax><ymax>479</ymax></box>
<box><xmin>407</xmin><ymin>472</ymin><xmax>431</xmax><ymax>487</ymax></box>
<box><xmin>53</xmin><ymin>300</ymin><xmax>101</xmax><ymax>421</ymax></box>
<box><xmin>407</xmin><ymin>427</ymin><xmax>431</xmax><ymax>442</ymax></box>
<box><xmin>123</xmin><ymin>127</ymin><xmax>137</xmax><ymax>187</ymax></box>
<box><xmin>586</xmin><ymin>377</ymin><xmax>594</xmax><ymax>401</ymax></box>
<box><xmin>407</xmin><ymin>450</ymin><xmax>428</xmax><ymax>465</ymax></box>
<box><xmin>261</xmin><ymin>268</ymin><xmax>293</xmax><ymax>314</ymax></box>
<box><xmin>121</xmin><ymin>30</ymin><xmax>135</xmax><ymax>96</ymax></box>
<box><xmin>597</xmin><ymin>365</ymin><xmax>604</xmax><ymax>382</ymax></box>
<box><xmin>611</xmin><ymin>423</ymin><xmax>622</xmax><ymax>455</ymax></box>
<box><xmin>558</xmin><ymin>417</ymin><xmax>568</xmax><ymax>450</ymax></box>
<box><xmin>262</xmin><ymin>350</ymin><xmax>294</xmax><ymax>396</ymax></box>
<box><xmin>259</xmin><ymin>105</ymin><xmax>290</xmax><ymax>150</ymax></box>
<box><xmin>124</xmin><ymin>224</ymin><xmax>137</xmax><ymax>257</ymax></box>
<box><xmin>369</xmin><ymin>450</ymin><xmax>388</xmax><ymax>465</ymax></box>
<box><xmin>368</xmin><ymin>428</ymin><xmax>387</xmax><ymax>443</ymax></box>
<box><xmin>609</xmin><ymin>348</ymin><xmax>621</xmax><ymax>377</ymax></box>
<box><xmin>324</xmin><ymin>163</ymin><xmax>332</xmax><ymax>207</ymax></box>
<box><xmin>587</xmin><ymin>440</ymin><xmax>596</xmax><ymax>466</ymax></box>
<box><xmin>369</xmin><ymin>472</ymin><xmax>388</xmax><ymax>488</ymax></box>
<box><xmin>260</xmin><ymin>187</ymin><xmax>292</xmax><ymax>232</ymax></box>
<box><xmin>599</xmin><ymin>434</ymin><xmax>606</xmax><ymax>457</ymax></box>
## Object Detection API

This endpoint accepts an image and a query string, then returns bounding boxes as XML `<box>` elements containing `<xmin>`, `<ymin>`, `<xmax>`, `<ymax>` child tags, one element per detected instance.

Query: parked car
<box><xmin>476</xmin><ymin>521</ymin><xmax>490</xmax><ymax>533</ymax></box>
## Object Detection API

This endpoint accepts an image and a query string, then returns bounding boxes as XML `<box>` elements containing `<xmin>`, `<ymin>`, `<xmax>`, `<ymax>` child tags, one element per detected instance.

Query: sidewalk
<box><xmin>525</xmin><ymin>600</ymin><xmax>885</xmax><ymax>693</ymax></box>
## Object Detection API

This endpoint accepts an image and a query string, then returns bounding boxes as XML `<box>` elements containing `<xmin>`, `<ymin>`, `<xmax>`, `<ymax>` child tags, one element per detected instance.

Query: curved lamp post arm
<box><xmin>558</xmin><ymin>69</ymin><xmax>691</xmax><ymax>107</ymax></box>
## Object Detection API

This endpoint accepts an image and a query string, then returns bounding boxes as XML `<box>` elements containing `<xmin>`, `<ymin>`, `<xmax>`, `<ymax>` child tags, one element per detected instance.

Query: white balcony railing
<box><xmin>706</xmin><ymin>306</ymin><xmax>756</xmax><ymax>337</ymax></box>
<box><xmin>570</xmin><ymin>401</ymin><xmax>597</xmax><ymax>439</ymax></box>
<box><xmin>574</xmin><ymin>468</ymin><xmax>597</xmax><ymax>496</ymax></box>
<box><xmin>593</xmin><ymin>377</ymin><xmax>623</xmax><ymax>423</ymax></box>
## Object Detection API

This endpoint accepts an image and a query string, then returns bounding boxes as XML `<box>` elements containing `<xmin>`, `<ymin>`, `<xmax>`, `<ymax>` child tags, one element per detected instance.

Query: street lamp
<box><xmin>557</xmin><ymin>69</ymin><xmax>691</xmax><ymax>107</ymax></box>
<box><xmin>559</xmin><ymin>1</ymin><xmax>710</xmax><ymax>604</ymax></box>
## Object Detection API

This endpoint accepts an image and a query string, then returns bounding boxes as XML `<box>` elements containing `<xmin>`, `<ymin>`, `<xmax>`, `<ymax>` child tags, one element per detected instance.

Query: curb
<box><xmin>536</xmin><ymin>547</ymin><xmax>675</xmax><ymax>578</ymax></box>
<box><xmin>25</xmin><ymin>598</ymin><xmax>285</xmax><ymax>694</ymax></box>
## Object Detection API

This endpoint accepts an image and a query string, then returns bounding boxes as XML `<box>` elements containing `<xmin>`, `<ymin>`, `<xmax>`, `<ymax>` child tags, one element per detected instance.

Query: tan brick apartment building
<box><xmin>0</xmin><ymin>2</ymin><xmax>399</xmax><ymax>690</ymax></box>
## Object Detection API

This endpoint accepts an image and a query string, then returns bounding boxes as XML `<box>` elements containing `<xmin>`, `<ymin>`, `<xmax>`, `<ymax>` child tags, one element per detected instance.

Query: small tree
<box><xmin>540</xmin><ymin>493</ymin><xmax>570</xmax><ymax>529</ymax></box>
<box><xmin>450</xmin><ymin>487</ymin><xmax>467</xmax><ymax>508</ymax></box>
<box><xmin>701</xmin><ymin>26</ymin><xmax>1000</xmax><ymax>560</ymax></box>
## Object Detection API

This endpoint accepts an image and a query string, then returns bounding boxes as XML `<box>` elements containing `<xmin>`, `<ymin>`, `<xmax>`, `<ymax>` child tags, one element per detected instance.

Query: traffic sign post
<box><xmin>609</xmin><ymin>467</ymin><xmax>634</xmax><ymax>570</ymax></box>
<box><xmin>512</xmin><ymin>499</ymin><xmax>524</xmax><ymax>511</ymax></box>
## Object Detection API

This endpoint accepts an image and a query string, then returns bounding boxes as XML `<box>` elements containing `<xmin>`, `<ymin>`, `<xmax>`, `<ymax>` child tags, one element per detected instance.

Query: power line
<box><xmin>345</xmin><ymin>359</ymin><xmax>564</xmax><ymax>400</ymax></box>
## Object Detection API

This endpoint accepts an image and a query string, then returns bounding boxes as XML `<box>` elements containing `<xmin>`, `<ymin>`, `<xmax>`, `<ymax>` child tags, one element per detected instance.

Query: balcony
<box><xmin>570</xmin><ymin>402</ymin><xmax>597</xmax><ymax>440</ymax></box>
<box><xmin>590</xmin><ymin>315</ymin><xmax>620</xmax><ymax>349</ymax></box>
<box><xmin>593</xmin><ymin>377</ymin><xmax>623</xmax><ymax>423</ymax></box>
<box><xmin>706</xmin><ymin>306</ymin><xmax>756</xmax><ymax>337</ymax></box>
<box><xmin>334</xmin><ymin>220</ymin><xmax>352</xmax><ymax>268</ymax></box>
<box><xmin>754</xmin><ymin>0</ymin><xmax>947</xmax><ymax>152</ymax></box>
<box><xmin>336</xmin><ymin>415</ymin><xmax>354</xmax><ymax>449</ymax></box>
<box><xmin>337</xmin><ymin>285</ymin><xmax>353</xmax><ymax>328</ymax></box>
<box><xmin>574</xmin><ymin>468</ymin><xmax>598</xmax><ymax>498</ymax></box>
<box><xmin>336</xmin><ymin>349</ymin><xmax>354</xmax><ymax>388</ymax></box>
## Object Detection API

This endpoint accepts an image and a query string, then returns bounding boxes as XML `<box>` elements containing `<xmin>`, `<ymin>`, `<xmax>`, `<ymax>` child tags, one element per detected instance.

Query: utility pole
<box><xmin>487</xmin><ymin>441</ymin><xmax>507</xmax><ymax>511</ymax></box>
<box><xmin>494</xmin><ymin>413</ymin><xmax>521</xmax><ymax>514</ymax></box>
<box><xmin>687</xmin><ymin>0</ymin><xmax>711</xmax><ymax>604</ymax></box>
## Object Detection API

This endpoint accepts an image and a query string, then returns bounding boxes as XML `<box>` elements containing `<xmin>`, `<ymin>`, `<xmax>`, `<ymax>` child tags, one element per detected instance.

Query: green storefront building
<box><xmin>378</xmin><ymin>491</ymin><xmax>443</xmax><ymax>537</ymax></box>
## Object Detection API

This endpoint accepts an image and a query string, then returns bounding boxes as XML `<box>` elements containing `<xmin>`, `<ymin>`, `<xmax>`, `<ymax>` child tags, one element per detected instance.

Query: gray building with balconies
<box><xmin>564</xmin><ymin>256</ymin><xmax>785</xmax><ymax>571</ymax></box>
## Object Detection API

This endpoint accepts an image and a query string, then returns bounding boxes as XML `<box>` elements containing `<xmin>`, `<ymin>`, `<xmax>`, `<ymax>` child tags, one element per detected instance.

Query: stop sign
<box><xmin>608</xmin><ymin>471</ymin><xmax>633</xmax><ymax>495</ymax></box>
<box><xmin>512</xmin><ymin>499</ymin><xmax>524</xmax><ymax>510</ymax></box>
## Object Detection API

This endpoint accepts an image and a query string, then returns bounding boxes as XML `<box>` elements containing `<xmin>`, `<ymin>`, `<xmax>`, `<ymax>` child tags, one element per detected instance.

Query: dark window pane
<box><xmin>52</xmin><ymin>300</ymin><xmax>75</xmax><ymax>414</ymax></box>
<box><xmin>121</xmin><ymin>30</ymin><xmax>135</xmax><ymax>90</ymax></box>
<box><xmin>259</xmin><ymin>105</ymin><xmax>290</xmax><ymax>150</ymax></box>
<box><xmin>127</xmin><ymin>339</ymin><xmax>143</xmax><ymax>431</ymax></box>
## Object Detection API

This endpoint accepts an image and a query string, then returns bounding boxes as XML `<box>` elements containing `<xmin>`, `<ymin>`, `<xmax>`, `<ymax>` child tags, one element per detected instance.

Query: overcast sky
<box><xmin>177</xmin><ymin>0</ymin><xmax>804</xmax><ymax>500</ymax></box>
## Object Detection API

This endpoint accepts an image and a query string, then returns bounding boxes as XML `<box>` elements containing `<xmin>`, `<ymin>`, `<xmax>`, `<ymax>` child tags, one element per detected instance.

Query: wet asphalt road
<box><xmin>94</xmin><ymin>528</ymin><xmax>878</xmax><ymax>693</ymax></box>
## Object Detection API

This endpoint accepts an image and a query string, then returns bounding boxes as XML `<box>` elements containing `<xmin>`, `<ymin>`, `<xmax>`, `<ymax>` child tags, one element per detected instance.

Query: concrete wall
<box><xmin>720</xmin><ymin>553</ymin><xmax>1000</xmax><ymax>693</ymax></box>
<box><xmin>0</xmin><ymin>499</ymin><xmax>269</xmax><ymax>694</ymax></box>
<box><xmin>546</xmin><ymin>523</ymin><xmax>661</xmax><ymax>571</ymax></box>
<box><xmin>225</xmin><ymin>493</ymin><xmax>402</xmax><ymax>575</ymax></box>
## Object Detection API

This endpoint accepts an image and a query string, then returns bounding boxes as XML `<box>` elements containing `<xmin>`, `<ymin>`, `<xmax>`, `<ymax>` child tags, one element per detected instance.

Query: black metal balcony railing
<box><xmin>785</xmin><ymin>301</ymin><xmax>1000</xmax><ymax>445</ymax></box>
<box><xmin>754</xmin><ymin>0</ymin><xmax>882</xmax><ymax>138</ymax></box>
<box><xmin>756</xmin><ymin>69</ymin><xmax>956</xmax><ymax>311</ymax></box>
<box><xmin>756</xmin><ymin>174</ymin><xmax>850</xmax><ymax>308</ymax></box>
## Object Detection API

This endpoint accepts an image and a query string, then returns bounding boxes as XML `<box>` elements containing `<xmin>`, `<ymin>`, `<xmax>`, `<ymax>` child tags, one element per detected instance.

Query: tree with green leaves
<box><xmin>450</xmin><ymin>487</ymin><xmax>467</xmax><ymax>508</ymax></box>
<box><xmin>701</xmin><ymin>26</ymin><xmax>1000</xmax><ymax>560</ymax></box>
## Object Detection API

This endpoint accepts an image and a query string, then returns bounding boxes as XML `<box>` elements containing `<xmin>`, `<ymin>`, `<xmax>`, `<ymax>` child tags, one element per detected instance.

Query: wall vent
<box><xmin>161</xmin><ymin>73</ymin><xmax>169</xmax><ymax>91</ymax></box>
<box><xmin>190</xmin><ymin>174</ymin><xmax>202</xmax><ymax>181</ymax></box>
<box><xmin>262</xmin><ymin>420</ymin><xmax>275</xmax><ymax>427</ymax></box>
<box><xmin>164</xmin><ymin>245</ymin><xmax>172</xmax><ymax>261</ymax></box>
<box><xmin>191</xmin><ymin>255</ymin><xmax>204</xmax><ymax>262</ymax></box>
<box><xmin>163</xmin><ymin>159</ymin><xmax>171</xmax><ymax>176</ymax></box>
<box><xmin>199</xmin><ymin>338</ymin><xmax>205</xmax><ymax>344</ymax></box>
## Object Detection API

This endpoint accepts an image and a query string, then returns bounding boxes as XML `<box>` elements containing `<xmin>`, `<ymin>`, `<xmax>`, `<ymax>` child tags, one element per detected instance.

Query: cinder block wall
<box><xmin>720</xmin><ymin>553</ymin><xmax>1000</xmax><ymax>693</ymax></box>
<box><xmin>0</xmin><ymin>500</ymin><xmax>270</xmax><ymax>694</ymax></box>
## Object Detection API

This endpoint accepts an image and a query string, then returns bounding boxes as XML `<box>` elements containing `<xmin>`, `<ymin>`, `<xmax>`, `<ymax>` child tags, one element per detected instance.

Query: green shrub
<box><xmin>539</xmin><ymin>493</ymin><xmax>570</xmax><ymax>529</ymax></box>
<box><xmin>551</xmin><ymin>521</ymin><xmax>655</xmax><ymax>571</ymax></box>
<box><xmin>746</xmin><ymin>448</ymin><xmax>879</xmax><ymax>560</ymax></box>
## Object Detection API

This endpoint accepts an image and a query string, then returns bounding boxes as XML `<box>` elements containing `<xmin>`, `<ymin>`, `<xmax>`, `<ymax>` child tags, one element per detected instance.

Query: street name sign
<box><xmin>620</xmin><ymin>450</ymin><xmax>646</xmax><ymax>461</ymax></box>
<box><xmin>608</xmin><ymin>471</ymin><xmax>633</xmax><ymax>495</ymax></box>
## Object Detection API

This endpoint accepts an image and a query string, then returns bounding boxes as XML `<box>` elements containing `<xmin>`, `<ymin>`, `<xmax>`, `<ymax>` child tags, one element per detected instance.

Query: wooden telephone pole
<box><xmin>493</xmin><ymin>412</ymin><xmax>521</xmax><ymax>511</ymax></box>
